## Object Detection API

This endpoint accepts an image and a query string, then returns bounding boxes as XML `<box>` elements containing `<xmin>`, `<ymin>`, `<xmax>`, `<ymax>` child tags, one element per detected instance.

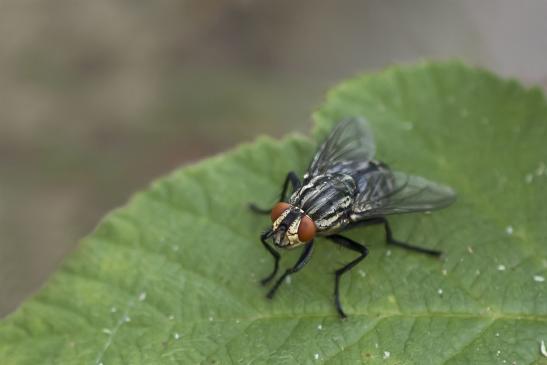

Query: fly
<box><xmin>250</xmin><ymin>117</ymin><xmax>456</xmax><ymax>318</ymax></box>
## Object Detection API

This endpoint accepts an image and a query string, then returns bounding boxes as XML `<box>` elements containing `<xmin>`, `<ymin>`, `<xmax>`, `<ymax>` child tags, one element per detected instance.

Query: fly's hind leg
<box><xmin>326</xmin><ymin>234</ymin><xmax>369</xmax><ymax>319</ymax></box>
<box><xmin>351</xmin><ymin>217</ymin><xmax>442</xmax><ymax>257</ymax></box>
<box><xmin>249</xmin><ymin>171</ymin><xmax>301</xmax><ymax>213</ymax></box>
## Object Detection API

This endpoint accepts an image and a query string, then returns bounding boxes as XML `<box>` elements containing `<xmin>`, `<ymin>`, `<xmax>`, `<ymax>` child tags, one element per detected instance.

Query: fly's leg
<box><xmin>249</xmin><ymin>204</ymin><xmax>271</xmax><ymax>214</ymax></box>
<box><xmin>260</xmin><ymin>229</ymin><xmax>280</xmax><ymax>285</ymax></box>
<box><xmin>255</xmin><ymin>172</ymin><xmax>302</xmax><ymax>284</ymax></box>
<box><xmin>352</xmin><ymin>217</ymin><xmax>441</xmax><ymax>257</ymax></box>
<box><xmin>266</xmin><ymin>241</ymin><xmax>314</xmax><ymax>299</ymax></box>
<box><xmin>249</xmin><ymin>171</ymin><xmax>301</xmax><ymax>214</ymax></box>
<box><xmin>327</xmin><ymin>234</ymin><xmax>368</xmax><ymax>319</ymax></box>
<box><xmin>276</xmin><ymin>171</ymin><xmax>302</xmax><ymax>202</ymax></box>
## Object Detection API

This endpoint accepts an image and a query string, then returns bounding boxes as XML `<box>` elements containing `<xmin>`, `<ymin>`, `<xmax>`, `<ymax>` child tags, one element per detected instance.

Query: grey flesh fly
<box><xmin>250</xmin><ymin>117</ymin><xmax>456</xmax><ymax>318</ymax></box>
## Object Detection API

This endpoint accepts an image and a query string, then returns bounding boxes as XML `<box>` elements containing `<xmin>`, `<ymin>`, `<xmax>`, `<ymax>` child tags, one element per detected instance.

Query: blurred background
<box><xmin>1</xmin><ymin>0</ymin><xmax>547</xmax><ymax>317</ymax></box>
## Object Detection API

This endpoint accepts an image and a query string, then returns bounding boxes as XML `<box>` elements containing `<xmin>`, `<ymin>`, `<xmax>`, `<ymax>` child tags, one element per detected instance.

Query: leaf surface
<box><xmin>1</xmin><ymin>62</ymin><xmax>546</xmax><ymax>364</ymax></box>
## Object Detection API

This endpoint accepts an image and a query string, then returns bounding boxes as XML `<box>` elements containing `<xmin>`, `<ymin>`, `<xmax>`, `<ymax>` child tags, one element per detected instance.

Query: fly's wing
<box><xmin>352</xmin><ymin>170</ymin><xmax>456</xmax><ymax>218</ymax></box>
<box><xmin>307</xmin><ymin>117</ymin><xmax>376</xmax><ymax>178</ymax></box>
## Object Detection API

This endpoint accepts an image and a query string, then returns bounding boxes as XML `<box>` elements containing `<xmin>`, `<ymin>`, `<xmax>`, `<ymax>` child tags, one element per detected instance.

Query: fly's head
<box><xmin>270</xmin><ymin>202</ymin><xmax>316</xmax><ymax>249</ymax></box>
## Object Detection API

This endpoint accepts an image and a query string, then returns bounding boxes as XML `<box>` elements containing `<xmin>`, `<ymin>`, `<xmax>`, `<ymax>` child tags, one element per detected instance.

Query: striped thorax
<box><xmin>290</xmin><ymin>174</ymin><xmax>356</xmax><ymax>233</ymax></box>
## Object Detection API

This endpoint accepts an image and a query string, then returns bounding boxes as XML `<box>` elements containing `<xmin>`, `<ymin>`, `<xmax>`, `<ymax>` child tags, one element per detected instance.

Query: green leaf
<box><xmin>1</xmin><ymin>61</ymin><xmax>546</xmax><ymax>365</ymax></box>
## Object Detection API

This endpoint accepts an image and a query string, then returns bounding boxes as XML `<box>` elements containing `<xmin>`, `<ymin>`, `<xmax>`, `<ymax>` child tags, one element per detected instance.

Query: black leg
<box><xmin>266</xmin><ymin>241</ymin><xmax>314</xmax><ymax>299</ymax></box>
<box><xmin>259</xmin><ymin>229</ymin><xmax>280</xmax><ymax>285</ymax></box>
<box><xmin>249</xmin><ymin>171</ymin><xmax>301</xmax><ymax>214</ymax></box>
<box><xmin>327</xmin><ymin>234</ymin><xmax>369</xmax><ymax>319</ymax></box>
<box><xmin>278</xmin><ymin>171</ymin><xmax>301</xmax><ymax>202</ymax></box>
<box><xmin>349</xmin><ymin>217</ymin><xmax>441</xmax><ymax>257</ymax></box>
<box><xmin>249</xmin><ymin>204</ymin><xmax>271</xmax><ymax>215</ymax></box>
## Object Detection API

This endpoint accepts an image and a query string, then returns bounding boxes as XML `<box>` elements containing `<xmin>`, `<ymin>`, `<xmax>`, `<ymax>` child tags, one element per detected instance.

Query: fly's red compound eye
<box><xmin>297</xmin><ymin>215</ymin><xmax>316</xmax><ymax>242</ymax></box>
<box><xmin>271</xmin><ymin>202</ymin><xmax>291</xmax><ymax>222</ymax></box>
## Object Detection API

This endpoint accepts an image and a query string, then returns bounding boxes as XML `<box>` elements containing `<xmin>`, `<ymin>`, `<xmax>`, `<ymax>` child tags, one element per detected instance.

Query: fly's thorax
<box><xmin>290</xmin><ymin>173</ymin><xmax>356</xmax><ymax>232</ymax></box>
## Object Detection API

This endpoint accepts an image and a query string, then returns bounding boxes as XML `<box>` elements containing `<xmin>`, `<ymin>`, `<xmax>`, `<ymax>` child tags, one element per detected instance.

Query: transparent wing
<box><xmin>352</xmin><ymin>170</ymin><xmax>456</xmax><ymax>218</ymax></box>
<box><xmin>307</xmin><ymin>117</ymin><xmax>376</xmax><ymax>177</ymax></box>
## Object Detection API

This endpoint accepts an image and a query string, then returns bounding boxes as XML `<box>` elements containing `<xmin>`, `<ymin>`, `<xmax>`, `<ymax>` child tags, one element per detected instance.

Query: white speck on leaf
<box><xmin>497</xmin><ymin>264</ymin><xmax>506</xmax><ymax>271</ymax></box>
<box><xmin>358</xmin><ymin>270</ymin><xmax>366</xmax><ymax>277</ymax></box>
<box><xmin>505</xmin><ymin>226</ymin><xmax>513</xmax><ymax>235</ymax></box>
<box><xmin>437</xmin><ymin>288</ymin><xmax>443</xmax><ymax>296</ymax></box>
<box><xmin>442</xmin><ymin>269</ymin><xmax>448</xmax><ymax>276</ymax></box>
<box><xmin>383</xmin><ymin>351</ymin><xmax>390</xmax><ymax>359</ymax></box>
<box><xmin>174</xmin><ymin>333</ymin><xmax>180</xmax><ymax>340</ymax></box>
<box><xmin>495</xmin><ymin>332</ymin><xmax>500</xmax><ymax>337</ymax></box>
<box><xmin>102</xmin><ymin>328</ymin><xmax>112</xmax><ymax>335</ymax></box>
<box><xmin>168</xmin><ymin>315</ymin><xmax>175</xmax><ymax>320</ymax></box>
<box><xmin>286</xmin><ymin>276</ymin><xmax>292</xmax><ymax>284</ymax></box>
<box><xmin>496</xmin><ymin>350</ymin><xmax>501</xmax><ymax>356</ymax></box>
<box><xmin>110</xmin><ymin>307</ymin><xmax>117</xmax><ymax>313</ymax></box>
<box><xmin>97</xmin><ymin>299</ymin><xmax>135</xmax><ymax>365</ymax></box>
<box><xmin>534</xmin><ymin>275</ymin><xmax>545</xmax><ymax>282</ymax></box>
<box><xmin>536</xmin><ymin>162</ymin><xmax>546</xmax><ymax>176</ymax></box>
<box><xmin>540</xmin><ymin>340</ymin><xmax>547</xmax><ymax>357</ymax></box>
<box><xmin>314</xmin><ymin>353</ymin><xmax>319</xmax><ymax>360</ymax></box>
<box><xmin>476</xmin><ymin>269</ymin><xmax>481</xmax><ymax>275</ymax></box>
<box><xmin>138</xmin><ymin>292</ymin><xmax>146</xmax><ymax>301</ymax></box>
<box><xmin>317</xmin><ymin>324</ymin><xmax>323</xmax><ymax>330</ymax></box>
<box><xmin>386</xmin><ymin>250</ymin><xmax>391</xmax><ymax>257</ymax></box>
<box><xmin>402</xmin><ymin>121</ymin><xmax>414</xmax><ymax>131</ymax></box>
<box><xmin>467</xmin><ymin>246</ymin><xmax>474</xmax><ymax>254</ymax></box>
<box><xmin>209</xmin><ymin>316</ymin><xmax>214</xmax><ymax>322</ymax></box>
<box><xmin>375</xmin><ymin>343</ymin><xmax>379</xmax><ymax>349</ymax></box>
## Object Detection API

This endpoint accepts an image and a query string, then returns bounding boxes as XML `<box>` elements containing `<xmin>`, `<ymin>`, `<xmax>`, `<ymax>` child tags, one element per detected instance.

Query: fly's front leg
<box><xmin>249</xmin><ymin>171</ymin><xmax>301</xmax><ymax>214</ymax></box>
<box><xmin>260</xmin><ymin>229</ymin><xmax>280</xmax><ymax>285</ymax></box>
<box><xmin>266</xmin><ymin>241</ymin><xmax>314</xmax><ymax>299</ymax></box>
<box><xmin>350</xmin><ymin>217</ymin><xmax>442</xmax><ymax>257</ymax></box>
<box><xmin>327</xmin><ymin>234</ymin><xmax>368</xmax><ymax>319</ymax></box>
<box><xmin>277</xmin><ymin>171</ymin><xmax>302</xmax><ymax>202</ymax></box>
